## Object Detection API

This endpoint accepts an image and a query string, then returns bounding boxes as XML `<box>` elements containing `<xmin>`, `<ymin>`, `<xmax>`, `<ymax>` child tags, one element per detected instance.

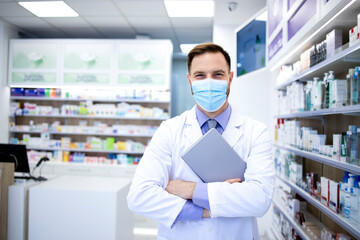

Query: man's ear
<box><xmin>229</xmin><ymin>71</ymin><xmax>234</xmax><ymax>85</ymax></box>
<box><xmin>187</xmin><ymin>73</ymin><xmax>193</xmax><ymax>95</ymax></box>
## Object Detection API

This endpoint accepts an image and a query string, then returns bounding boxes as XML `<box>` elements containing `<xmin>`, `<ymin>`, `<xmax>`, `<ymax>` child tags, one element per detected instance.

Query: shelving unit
<box><xmin>268</xmin><ymin>0</ymin><xmax>360</xmax><ymax>70</ymax></box>
<box><xmin>14</xmin><ymin>114</ymin><xmax>168</xmax><ymax>121</ymax></box>
<box><xmin>10</xmin><ymin>96</ymin><xmax>170</xmax><ymax>103</ymax></box>
<box><xmin>272</xmin><ymin>199</ymin><xmax>311</xmax><ymax>240</ymax></box>
<box><xmin>270</xmin><ymin>0</ymin><xmax>360</xmax><ymax>238</ymax></box>
<box><xmin>10</xmin><ymin>129</ymin><xmax>154</xmax><ymax>138</ymax></box>
<box><xmin>26</xmin><ymin>146</ymin><xmax>144</xmax><ymax>154</ymax></box>
<box><xmin>276</xmin><ymin>40</ymin><xmax>360</xmax><ymax>90</ymax></box>
<box><xmin>276</xmin><ymin>175</ymin><xmax>360</xmax><ymax>239</ymax></box>
<box><xmin>274</xmin><ymin>143</ymin><xmax>360</xmax><ymax>175</ymax></box>
<box><xmin>275</xmin><ymin>105</ymin><xmax>360</xmax><ymax>119</ymax></box>
<box><xmin>8</xmin><ymin>39</ymin><xmax>173</xmax><ymax>168</ymax></box>
<box><xmin>269</xmin><ymin>226</ymin><xmax>283</xmax><ymax>240</ymax></box>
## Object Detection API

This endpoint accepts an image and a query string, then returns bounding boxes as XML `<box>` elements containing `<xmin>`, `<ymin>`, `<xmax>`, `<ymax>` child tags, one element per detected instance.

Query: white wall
<box><xmin>0</xmin><ymin>21</ymin><xmax>18</xmax><ymax>143</ymax></box>
<box><xmin>213</xmin><ymin>24</ymin><xmax>273</xmax><ymax>129</ymax></box>
<box><xmin>213</xmin><ymin>20</ymin><xmax>274</xmax><ymax>240</ymax></box>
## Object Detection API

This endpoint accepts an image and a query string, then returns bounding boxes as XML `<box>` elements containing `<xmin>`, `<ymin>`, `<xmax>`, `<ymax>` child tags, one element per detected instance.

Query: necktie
<box><xmin>207</xmin><ymin>119</ymin><xmax>217</xmax><ymax>130</ymax></box>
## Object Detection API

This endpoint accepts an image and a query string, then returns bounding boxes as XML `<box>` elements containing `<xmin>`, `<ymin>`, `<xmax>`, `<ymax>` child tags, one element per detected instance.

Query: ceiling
<box><xmin>0</xmin><ymin>0</ymin><xmax>266</xmax><ymax>53</ymax></box>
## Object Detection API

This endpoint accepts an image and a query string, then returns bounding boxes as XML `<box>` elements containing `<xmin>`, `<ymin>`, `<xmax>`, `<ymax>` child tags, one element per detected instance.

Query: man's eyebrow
<box><xmin>193</xmin><ymin>71</ymin><xmax>205</xmax><ymax>75</ymax></box>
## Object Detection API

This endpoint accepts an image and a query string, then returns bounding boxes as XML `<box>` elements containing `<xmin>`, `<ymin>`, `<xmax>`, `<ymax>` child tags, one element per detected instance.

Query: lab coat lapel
<box><xmin>183</xmin><ymin>106</ymin><xmax>203</xmax><ymax>148</ymax></box>
<box><xmin>222</xmin><ymin>107</ymin><xmax>244</xmax><ymax>147</ymax></box>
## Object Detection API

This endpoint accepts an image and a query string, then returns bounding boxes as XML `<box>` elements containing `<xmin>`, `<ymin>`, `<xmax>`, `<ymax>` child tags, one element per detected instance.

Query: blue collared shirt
<box><xmin>176</xmin><ymin>104</ymin><xmax>231</xmax><ymax>221</ymax></box>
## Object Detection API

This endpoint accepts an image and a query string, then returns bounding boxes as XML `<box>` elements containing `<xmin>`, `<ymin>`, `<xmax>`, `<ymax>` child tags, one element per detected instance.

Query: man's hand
<box><xmin>225</xmin><ymin>178</ymin><xmax>242</xmax><ymax>184</ymax></box>
<box><xmin>165</xmin><ymin>179</ymin><xmax>196</xmax><ymax>200</ymax></box>
<box><xmin>202</xmin><ymin>209</ymin><xmax>211</xmax><ymax>218</ymax></box>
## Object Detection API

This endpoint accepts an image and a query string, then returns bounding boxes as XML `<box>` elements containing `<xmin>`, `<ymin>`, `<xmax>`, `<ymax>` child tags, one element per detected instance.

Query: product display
<box><xmin>9</xmin><ymin>88</ymin><xmax>170</xmax><ymax>166</ymax></box>
<box><xmin>276</xmin><ymin>67</ymin><xmax>360</xmax><ymax>116</ymax></box>
<box><xmin>275</xmin><ymin>149</ymin><xmax>360</xmax><ymax>225</ymax></box>
<box><xmin>275</xmin><ymin>120</ymin><xmax>360</xmax><ymax>166</ymax></box>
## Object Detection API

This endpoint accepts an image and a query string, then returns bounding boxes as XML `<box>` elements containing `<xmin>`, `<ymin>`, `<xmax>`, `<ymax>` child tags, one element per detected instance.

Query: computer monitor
<box><xmin>0</xmin><ymin>144</ymin><xmax>30</xmax><ymax>174</ymax></box>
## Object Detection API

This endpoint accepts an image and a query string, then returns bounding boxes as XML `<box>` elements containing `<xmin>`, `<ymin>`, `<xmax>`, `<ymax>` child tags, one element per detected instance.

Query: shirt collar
<box><xmin>195</xmin><ymin>104</ymin><xmax>231</xmax><ymax>130</ymax></box>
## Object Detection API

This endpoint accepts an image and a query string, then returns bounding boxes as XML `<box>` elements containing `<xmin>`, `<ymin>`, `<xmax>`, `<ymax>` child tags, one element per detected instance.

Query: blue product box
<box><xmin>37</xmin><ymin>88</ymin><xmax>45</xmax><ymax>97</ymax></box>
<box><xmin>24</xmin><ymin>88</ymin><xmax>38</xmax><ymax>96</ymax></box>
<box><xmin>11</xmin><ymin>88</ymin><xmax>24</xmax><ymax>96</ymax></box>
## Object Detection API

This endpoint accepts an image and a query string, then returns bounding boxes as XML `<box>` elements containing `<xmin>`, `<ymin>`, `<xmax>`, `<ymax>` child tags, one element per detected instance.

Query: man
<box><xmin>127</xmin><ymin>43</ymin><xmax>274</xmax><ymax>240</ymax></box>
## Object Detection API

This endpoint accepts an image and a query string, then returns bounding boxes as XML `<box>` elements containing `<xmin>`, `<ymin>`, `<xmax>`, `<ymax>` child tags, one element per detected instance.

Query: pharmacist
<box><xmin>127</xmin><ymin>43</ymin><xmax>275</xmax><ymax>240</ymax></box>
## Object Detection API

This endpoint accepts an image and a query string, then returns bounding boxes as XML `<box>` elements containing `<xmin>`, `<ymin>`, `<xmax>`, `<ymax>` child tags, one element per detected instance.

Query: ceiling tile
<box><xmin>170</xmin><ymin>18</ymin><xmax>213</xmax><ymax>28</ymax></box>
<box><xmin>97</xmin><ymin>27</ymin><xmax>137</xmax><ymax>38</ymax></box>
<box><xmin>2</xmin><ymin>17</ymin><xmax>52</xmax><ymax>29</ymax></box>
<box><xmin>175</xmin><ymin>28</ymin><xmax>212</xmax><ymax>37</ymax></box>
<box><xmin>67</xmin><ymin>1</ymin><xmax>121</xmax><ymax>16</ymax></box>
<box><xmin>0</xmin><ymin>2</ymin><xmax>34</xmax><ymax>17</ymax></box>
<box><xmin>176</xmin><ymin>28</ymin><xmax>212</xmax><ymax>43</ymax></box>
<box><xmin>214</xmin><ymin>0</ymin><xmax>266</xmax><ymax>26</ymax></box>
<box><xmin>43</xmin><ymin>17</ymin><xmax>92</xmax><ymax>28</ymax></box>
<box><xmin>61</xmin><ymin>27</ymin><xmax>103</xmax><ymax>38</ymax></box>
<box><xmin>114</xmin><ymin>1</ymin><xmax>167</xmax><ymax>16</ymax></box>
<box><xmin>84</xmin><ymin>16</ymin><xmax>130</xmax><ymax>28</ymax></box>
<box><xmin>128</xmin><ymin>16</ymin><xmax>171</xmax><ymax>29</ymax></box>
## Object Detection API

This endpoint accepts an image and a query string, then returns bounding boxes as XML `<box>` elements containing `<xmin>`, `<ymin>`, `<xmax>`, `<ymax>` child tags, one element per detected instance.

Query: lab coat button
<box><xmin>208</xmin><ymin>227</ymin><xmax>212</xmax><ymax>232</ymax></box>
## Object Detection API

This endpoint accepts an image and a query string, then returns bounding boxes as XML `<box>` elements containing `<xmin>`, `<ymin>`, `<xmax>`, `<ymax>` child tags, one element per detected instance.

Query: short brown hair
<box><xmin>187</xmin><ymin>43</ymin><xmax>231</xmax><ymax>73</ymax></box>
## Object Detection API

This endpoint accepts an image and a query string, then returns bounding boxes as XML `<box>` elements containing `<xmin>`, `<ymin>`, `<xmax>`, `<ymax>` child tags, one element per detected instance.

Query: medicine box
<box><xmin>321</xmin><ymin>177</ymin><xmax>329</xmax><ymax>206</ymax></box>
<box><xmin>329</xmin><ymin>180</ymin><xmax>339</xmax><ymax>213</ymax></box>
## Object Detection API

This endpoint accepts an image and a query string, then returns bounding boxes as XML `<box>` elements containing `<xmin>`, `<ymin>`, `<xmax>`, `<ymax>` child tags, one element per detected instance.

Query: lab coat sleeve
<box><xmin>207</xmin><ymin>123</ymin><xmax>275</xmax><ymax>218</ymax></box>
<box><xmin>127</xmin><ymin>119</ymin><xmax>187</xmax><ymax>229</ymax></box>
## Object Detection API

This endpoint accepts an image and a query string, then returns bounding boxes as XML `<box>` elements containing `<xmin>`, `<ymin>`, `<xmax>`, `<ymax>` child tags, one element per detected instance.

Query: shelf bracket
<box><xmin>342</xmin><ymin>57</ymin><xmax>360</xmax><ymax>63</ymax></box>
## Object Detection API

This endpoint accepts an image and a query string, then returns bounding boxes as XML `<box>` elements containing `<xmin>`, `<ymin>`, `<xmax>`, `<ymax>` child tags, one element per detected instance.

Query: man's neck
<box><xmin>197</xmin><ymin>101</ymin><xmax>229</xmax><ymax>119</ymax></box>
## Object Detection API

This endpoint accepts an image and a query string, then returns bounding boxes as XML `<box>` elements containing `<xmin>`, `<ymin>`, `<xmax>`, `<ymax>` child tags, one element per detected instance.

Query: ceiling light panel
<box><xmin>19</xmin><ymin>1</ymin><xmax>79</xmax><ymax>17</ymax></box>
<box><xmin>164</xmin><ymin>0</ymin><xmax>214</xmax><ymax>17</ymax></box>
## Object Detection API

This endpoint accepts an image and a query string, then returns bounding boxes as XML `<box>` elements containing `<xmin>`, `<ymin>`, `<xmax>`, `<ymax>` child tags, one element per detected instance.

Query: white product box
<box><xmin>329</xmin><ymin>180</ymin><xmax>339</xmax><ymax>213</ymax></box>
<box><xmin>321</xmin><ymin>177</ymin><xmax>329</xmax><ymax>206</ymax></box>
<box><xmin>349</xmin><ymin>26</ymin><xmax>360</xmax><ymax>47</ymax></box>
<box><xmin>333</xmin><ymin>134</ymin><xmax>341</xmax><ymax>160</ymax></box>
<box><xmin>326</xmin><ymin>29</ymin><xmax>342</xmax><ymax>57</ymax></box>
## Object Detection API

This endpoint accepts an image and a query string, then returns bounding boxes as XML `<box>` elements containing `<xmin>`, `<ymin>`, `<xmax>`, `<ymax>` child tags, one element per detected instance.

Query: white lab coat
<box><xmin>127</xmin><ymin>105</ymin><xmax>275</xmax><ymax>240</ymax></box>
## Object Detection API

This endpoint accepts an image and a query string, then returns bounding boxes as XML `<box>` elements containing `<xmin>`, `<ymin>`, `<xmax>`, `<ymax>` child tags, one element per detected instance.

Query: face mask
<box><xmin>191</xmin><ymin>78</ymin><xmax>228</xmax><ymax>112</ymax></box>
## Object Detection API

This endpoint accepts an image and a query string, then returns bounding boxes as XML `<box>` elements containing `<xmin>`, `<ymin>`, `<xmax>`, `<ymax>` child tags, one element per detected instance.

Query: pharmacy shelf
<box><xmin>268</xmin><ymin>226</ymin><xmax>283</xmax><ymax>240</ymax></box>
<box><xmin>273</xmin><ymin>143</ymin><xmax>360</xmax><ymax>175</ymax></box>
<box><xmin>10</xmin><ymin>96</ymin><xmax>170</xmax><ymax>103</ymax></box>
<box><xmin>10</xmin><ymin>129</ymin><xmax>154</xmax><ymax>138</ymax></box>
<box><xmin>275</xmin><ymin>40</ymin><xmax>360</xmax><ymax>90</ymax></box>
<box><xmin>29</xmin><ymin>161</ymin><xmax>138</xmax><ymax>169</ymax></box>
<box><xmin>272</xmin><ymin>199</ymin><xmax>310</xmax><ymax>240</ymax></box>
<box><xmin>269</xmin><ymin>0</ymin><xmax>360</xmax><ymax>72</ymax></box>
<box><xmin>26</xmin><ymin>146</ymin><xmax>144</xmax><ymax>155</ymax></box>
<box><xmin>13</xmin><ymin>114</ymin><xmax>168</xmax><ymax>121</ymax></box>
<box><xmin>276</xmin><ymin>174</ymin><xmax>360</xmax><ymax>239</ymax></box>
<box><xmin>274</xmin><ymin>104</ymin><xmax>360</xmax><ymax>119</ymax></box>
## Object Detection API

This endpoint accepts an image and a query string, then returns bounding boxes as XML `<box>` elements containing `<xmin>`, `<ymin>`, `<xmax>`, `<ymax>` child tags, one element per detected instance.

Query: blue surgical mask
<box><xmin>191</xmin><ymin>78</ymin><xmax>228</xmax><ymax>112</ymax></box>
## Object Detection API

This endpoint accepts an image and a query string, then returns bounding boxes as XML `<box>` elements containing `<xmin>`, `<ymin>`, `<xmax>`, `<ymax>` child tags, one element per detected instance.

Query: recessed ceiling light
<box><xmin>19</xmin><ymin>1</ymin><xmax>79</xmax><ymax>17</ymax></box>
<box><xmin>180</xmin><ymin>44</ymin><xmax>199</xmax><ymax>53</ymax></box>
<box><xmin>164</xmin><ymin>0</ymin><xmax>214</xmax><ymax>17</ymax></box>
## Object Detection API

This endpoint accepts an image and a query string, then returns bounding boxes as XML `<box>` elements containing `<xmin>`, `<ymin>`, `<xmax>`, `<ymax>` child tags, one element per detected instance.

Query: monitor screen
<box><xmin>0</xmin><ymin>144</ymin><xmax>30</xmax><ymax>173</ymax></box>
<box><xmin>236</xmin><ymin>19</ymin><xmax>266</xmax><ymax>77</ymax></box>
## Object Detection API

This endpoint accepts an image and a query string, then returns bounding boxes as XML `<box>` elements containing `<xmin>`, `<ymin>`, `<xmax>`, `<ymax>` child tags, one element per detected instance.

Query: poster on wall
<box><xmin>236</xmin><ymin>20</ymin><xmax>266</xmax><ymax>77</ymax></box>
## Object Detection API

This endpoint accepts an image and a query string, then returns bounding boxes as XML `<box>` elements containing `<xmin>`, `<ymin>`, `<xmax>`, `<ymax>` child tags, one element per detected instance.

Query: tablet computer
<box><xmin>181</xmin><ymin>128</ymin><xmax>246</xmax><ymax>183</ymax></box>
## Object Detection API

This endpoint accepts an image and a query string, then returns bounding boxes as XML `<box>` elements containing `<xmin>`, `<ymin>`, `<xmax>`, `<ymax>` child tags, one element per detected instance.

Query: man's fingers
<box><xmin>225</xmin><ymin>178</ymin><xmax>242</xmax><ymax>184</ymax></box>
